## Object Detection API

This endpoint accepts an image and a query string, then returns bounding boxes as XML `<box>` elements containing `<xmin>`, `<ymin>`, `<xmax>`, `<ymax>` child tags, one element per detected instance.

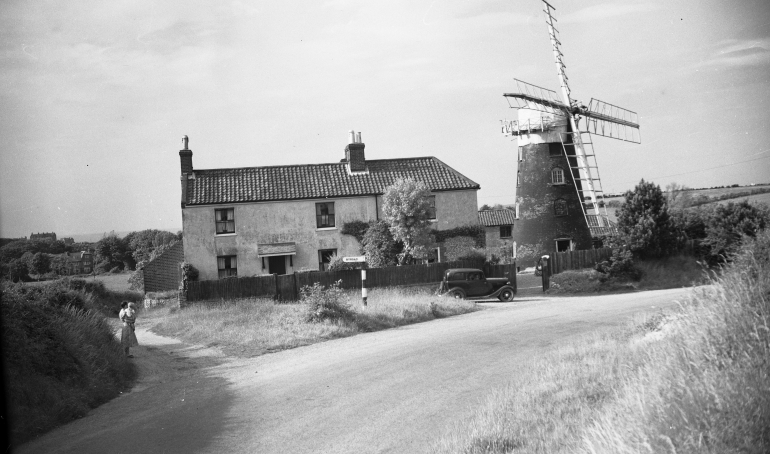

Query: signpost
<box><xmin>343</xmin><ymin>256</ymin><xmax>368</xmax><ymax>306</ymax></box>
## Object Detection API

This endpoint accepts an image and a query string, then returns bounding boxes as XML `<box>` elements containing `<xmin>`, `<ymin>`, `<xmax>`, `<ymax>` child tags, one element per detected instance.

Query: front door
<box><xmin>268</xmin><ymin>256</ymin><xmax>287</xmax><ymax>275</ymax></box>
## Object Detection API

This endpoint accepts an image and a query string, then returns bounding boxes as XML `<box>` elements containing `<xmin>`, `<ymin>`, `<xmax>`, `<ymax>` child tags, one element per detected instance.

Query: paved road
<box><xmin>16</xmin><ymin>288</ymin><xmax>691</xmax><ymax>454</ymax></box>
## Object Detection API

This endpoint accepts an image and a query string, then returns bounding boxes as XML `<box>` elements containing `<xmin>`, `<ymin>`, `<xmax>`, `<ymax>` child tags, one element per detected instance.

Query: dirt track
<box><xmin>16</xmin><ymin>288</ymin><xmax>691</xmax><ymax>454</ymax></box>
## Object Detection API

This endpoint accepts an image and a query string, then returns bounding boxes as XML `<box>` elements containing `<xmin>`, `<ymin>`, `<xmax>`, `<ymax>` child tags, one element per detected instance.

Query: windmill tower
<box><xmin>502</xmin><ymin>0</ymin><xmax>640</xmax><ymax>260</ymax></box>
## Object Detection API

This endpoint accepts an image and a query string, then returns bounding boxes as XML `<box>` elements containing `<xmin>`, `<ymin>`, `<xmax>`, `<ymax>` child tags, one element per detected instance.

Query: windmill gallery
<box><xmin>502</xmin><ymin>0</ymin><xmax>641</xmax><ymax>259</ymax></box>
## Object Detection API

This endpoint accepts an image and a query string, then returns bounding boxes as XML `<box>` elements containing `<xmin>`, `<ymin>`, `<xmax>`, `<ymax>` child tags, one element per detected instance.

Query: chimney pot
<box><xmin>182</xmin><ymin>135</ymin><xmax>189</xmax><ymax>150</ymax></box>
<box><xmin>355</xmin><ymin>132</ymin><xmax>361</xmax><ymax>143</ymax></box>
<box><xmin>348</xmin><ymin>130</ymin><xmax>356</xmax><ymax>144</ymax></box>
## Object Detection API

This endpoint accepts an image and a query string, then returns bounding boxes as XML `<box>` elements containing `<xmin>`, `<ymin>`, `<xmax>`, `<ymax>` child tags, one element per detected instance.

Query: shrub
<box><xmin>362</xmin><ymin>220</ymin><xmax>402</xmax><ymax>268</ymax></box>
<box><xmin>1</xmin><ymin>282</ymin><xmax>134</xmax><ymax>444</ymax></box>
<box><xmin>595</xmin><ymin>247</ymin><xmax>641</xmax><ymax>280</ymax></box>
<box><xmin>301</xmin><ymin>280</ymin><xmax>355</xmax><ymax>324</ymax></box>
<box><xmin>181</xmin><ymin>262</ymin><xmax>199</xmax><ymax>281</ymax></box>
<box><xmin>444</xmin><ymin>236</ymin><xmax>476</xmax><ymax>262</ymax></box>
<box><xmin>548</xmin><ymin>269</ymin><xmax>606</xmax><ymax>293</ymax></box>
<box><xmin>340</xmin><ymin>220</ymin><xmax>371</xmax><ymax>244</ymax></box>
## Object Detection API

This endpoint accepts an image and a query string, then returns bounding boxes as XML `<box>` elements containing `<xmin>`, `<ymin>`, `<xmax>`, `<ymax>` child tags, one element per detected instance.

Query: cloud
<box><xmin>700</xmin><ymin>38</ymin><xmax>770</xmax><ymax>68</ymax></box>
<box><xmin>560</xmin><ymin>3</ymin><xmax>660</xmax><ymax>24</ymax></box>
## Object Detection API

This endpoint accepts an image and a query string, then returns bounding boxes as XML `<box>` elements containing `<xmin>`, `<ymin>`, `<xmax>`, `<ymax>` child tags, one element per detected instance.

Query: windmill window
<box><xmin>518</xmin><ymin>146</ymin><xmax>524</xmax><ymax>162</ymax></box>
<box><xmin>548</xmin><ymin>143</ymin><xmax>563</xmax><ymax>157</ymax></box>
<box><xmin>515</xmin><ymin>202</ymin><xmax>520</xmax><ymax>219</ymax></box>
<box><xmin>517</xmin><ymin>171</ymin><xmax>521</xmax><ymax>187</ymax></box>
<box><xmin>554</xmin><ymin>199</ymin><xmax>568</xmax><ymax>216</ymax></box>
<box><xmin>551</xmin><ymin>167</ymin><xmax>565</xmax><ymax>185</ymax></box>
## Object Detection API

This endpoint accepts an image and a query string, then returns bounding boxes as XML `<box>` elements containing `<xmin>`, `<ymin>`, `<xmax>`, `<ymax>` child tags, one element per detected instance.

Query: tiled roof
<box><xmin>478</xmin><ymin>209</ymin><xmax>516</xmax><ymax>227</ymax></box>
<box><xmin>185</xmin><ymin>157</ymin><xmax>479</xmax><ymax>206</ymax></box>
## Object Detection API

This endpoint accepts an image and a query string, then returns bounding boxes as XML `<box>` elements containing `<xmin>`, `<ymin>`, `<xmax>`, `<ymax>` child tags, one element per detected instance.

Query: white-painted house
<box><xmin>179</xmin><ymin>133</ymin><xmax>481</xmax><ymax>281</ymax></box>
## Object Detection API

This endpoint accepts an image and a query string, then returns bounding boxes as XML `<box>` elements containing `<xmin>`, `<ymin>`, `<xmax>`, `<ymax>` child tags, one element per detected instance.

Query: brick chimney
<box><xmin>180</xmin><ymin>135</ymin><xmax>193</xmax><ymax>174</ymax></box>
<box><xmin>179</xmin><ymin>135</ymin><xmax>192</xmax><ymax>208</ymax></box>
<box><xmin>344</xmin><ymin>130</ymin><xmax>366</xmax><ymax>172</ymax></box>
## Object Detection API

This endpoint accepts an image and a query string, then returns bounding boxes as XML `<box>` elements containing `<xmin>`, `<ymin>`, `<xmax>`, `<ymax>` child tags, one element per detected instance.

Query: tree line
<box><xmin>0</xmin><ymin>229</ymin><xmax>182</xmax><ymax>282</ymax></box>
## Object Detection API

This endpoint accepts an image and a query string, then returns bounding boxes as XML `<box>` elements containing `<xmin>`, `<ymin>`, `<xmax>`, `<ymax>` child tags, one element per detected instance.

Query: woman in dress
<box><xmin>119</xmin><ymin>301</ymin><xmax>139</xmax><ymax>357</ymax></box>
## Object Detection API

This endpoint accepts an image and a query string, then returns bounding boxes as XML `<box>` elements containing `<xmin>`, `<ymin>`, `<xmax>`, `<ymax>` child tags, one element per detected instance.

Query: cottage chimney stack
<box><xmin>179</xmin><ymin>135</ymin><xmax>193</xmax><ymax>208</ymax></box>
<box><xmin>180</xmin><ymin>135</ymin><xmax>193</xmax><ymax>174</ymax></box>
<box><xmin>344</xmin><ymin>130</ymin><xmax>366</xmax><ymax>172</ymax></box>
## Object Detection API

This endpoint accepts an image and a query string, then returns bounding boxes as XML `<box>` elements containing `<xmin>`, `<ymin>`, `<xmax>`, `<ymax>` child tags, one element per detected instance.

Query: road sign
<box><xmin>342</xmin><ymin>256</ymin><xmax>366</xmax><ymax>263</ymax></box>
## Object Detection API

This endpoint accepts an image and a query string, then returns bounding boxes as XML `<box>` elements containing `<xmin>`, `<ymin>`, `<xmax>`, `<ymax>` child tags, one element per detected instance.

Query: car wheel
<box><xmin>498</xmin><ymin>289</ymin><xmax>514</xmax><ymax>302</ymax></box>
<box><xmin>449</xmin><ymin>288</ymin><xmax>466</xmax><ymax>300</ymax></box>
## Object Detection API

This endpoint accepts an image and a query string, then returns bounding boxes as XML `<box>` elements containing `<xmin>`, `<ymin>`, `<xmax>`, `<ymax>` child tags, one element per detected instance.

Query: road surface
<box><xmin>16</xmin><ymin>288</ymin><xmax>690</xmax><ymax>454</ymax></box>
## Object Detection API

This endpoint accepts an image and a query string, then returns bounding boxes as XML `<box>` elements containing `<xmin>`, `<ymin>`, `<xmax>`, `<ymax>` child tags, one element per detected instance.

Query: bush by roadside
<box><xmin>1</xmin><ymin>281</ymin><xmax>137</xmax><ymax>446</ymax></box>
<box><xmin>547</xmin><ymin>255</ymin><xmax>705</xmax><ymax>294</ymax></box>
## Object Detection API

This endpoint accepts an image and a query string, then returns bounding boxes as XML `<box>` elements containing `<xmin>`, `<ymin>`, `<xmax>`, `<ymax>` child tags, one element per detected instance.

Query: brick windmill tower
<box><xmin>502</xmin><ymin>0</ymin><xmax>641</xmax><ymax>261</ymax></box>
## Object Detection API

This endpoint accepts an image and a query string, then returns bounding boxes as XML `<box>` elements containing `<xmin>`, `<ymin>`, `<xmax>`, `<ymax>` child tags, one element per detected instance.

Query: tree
<box><xmin>7</xmin><ymin>258</ymin><xmax>28</xmax><ymax>282</ymax></box>
<box><xmin>665</xmin><ymin>182</ymin><xmax>693</xmax><ymax>211</ymax></box>
<box><xmin>381</xmin><ymin>178</ymin><xmax>435</xmax><ymax>264</ymax></box>
<box><xmin>125</xmin><ymin>229</ymin><xmax>179</xmax><ymax>264</ymax></box>
<box><xmin>700</xmin><ymin>201</ymin><xmax>769</xmax><ymax>265</ymax></box>
<box><xmin>26</xmin><ymin>252</ymin><xmax>51</xmax><ymax>279</ymax></box>
<box><xmin>94</xmin><ymin>232</ymin><xmax>130</xmax><ymax>272</ymax></box>
<box><xmin>361</xmin><ymin>220</ymin><xmax>402</xmax><ymax>267</ymax></box>
<box><xmin>616</xmin><ymin>179</ymin><xmax>676</xmax><ymax>259</ymax></box>
<box><xmin>50</xmin><ymin>254</ymin><xmax>69</xmax><ymax>275</ymax></box>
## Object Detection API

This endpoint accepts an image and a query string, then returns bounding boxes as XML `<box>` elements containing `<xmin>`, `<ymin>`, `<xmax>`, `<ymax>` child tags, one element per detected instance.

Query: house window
<box><xmin>316</xmin><ymin>202</ymin><xmax>335</xmax><ymax>228</ymax></box>
<box><xmin>554</xmin><ymin>199</ymin><xmax>568</xmax><ymax>216</ymax></box>
<box><xmin>427</xmin><ymin>195</ymin><xmax>436</xmax><ymax>220</ymax></box>
<box><xmin>215</xmin><ymin>208</ymin><xmax>235</xmax><ymax>234</ymax></box>
<box><xmin>500</xmin><ymin>225</ymin><xmax>512</xmax><ymax>238</ymax></box>
<box><xmin>217</xmin><ymin>255</ymin><xmax>237</xmax><ymax>278</ymax></box>
<box><xmin>552</xmin><ymin>167</ymin><xmax>565</xmax><ymax>185</ymax></box>
<box><xmin>318</xmin><ymin>249</ymin><xmax>337</xmax><ymax>271</ymax></box>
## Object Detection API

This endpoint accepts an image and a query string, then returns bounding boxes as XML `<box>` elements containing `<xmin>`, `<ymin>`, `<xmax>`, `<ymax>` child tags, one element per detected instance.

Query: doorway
<box><xmin>268</xmin><ymin>256</ymin><xmax>287</xmax><ymax>275</ymax></box>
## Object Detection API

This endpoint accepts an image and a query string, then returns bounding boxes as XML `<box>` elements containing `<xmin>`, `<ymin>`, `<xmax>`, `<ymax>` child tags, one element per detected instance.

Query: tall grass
<box><xmin>579</xmin><ymin>232</ymin><xmax>770</xmax><ymax>453</ymax></box>
<box><xmin>2</xmin><ymin>282</ymin><xmax>136</xmax><ymax>446</ymax></box>
<box><xmin>431</xmin><ymin>231</ymin><xmax>769</xmax><ymax>453</ymax></box>
<box><xmin>149</xmin><ymin>286</ymin><xmax>477</xmax><ymax>357</ymax></box>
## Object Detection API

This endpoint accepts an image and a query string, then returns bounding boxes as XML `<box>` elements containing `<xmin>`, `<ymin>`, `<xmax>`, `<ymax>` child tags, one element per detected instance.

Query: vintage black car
<box><xmin>439</xmin><ymin>268</ymin><xmax>516</xmax><ymax>302</ymax></box>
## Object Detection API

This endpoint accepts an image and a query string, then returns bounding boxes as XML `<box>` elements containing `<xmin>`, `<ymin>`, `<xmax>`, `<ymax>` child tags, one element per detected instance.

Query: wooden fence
<box><xmin>548</xmin><ymin>247</ymin><xmax>613</xmax><ymax>275</ymax></box>
<box><xmin>186</xmin><ymin>258</ymin><xmax>517</xmax><ymax>302</ymax></box>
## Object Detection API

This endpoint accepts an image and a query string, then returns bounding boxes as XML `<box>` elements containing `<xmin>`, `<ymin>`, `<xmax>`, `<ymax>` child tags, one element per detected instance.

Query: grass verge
<box><xmin>430</xmin><ymin>230</ymin><xmax>769</xmax><ymax>453</ymax></box>
<box><xmin>548</xmin><ymin>254</ymin><xmax>706</xmax><ymax>294</ymax></box>
<box><xmin>2</xmin><ymin>279</ymin><xmax>138</xmax><ymax>447</ymax></box>
<box><xmin>148</xmin><ymin>286</ymin><xmax>478</xmax><ymax>357</ymax></box>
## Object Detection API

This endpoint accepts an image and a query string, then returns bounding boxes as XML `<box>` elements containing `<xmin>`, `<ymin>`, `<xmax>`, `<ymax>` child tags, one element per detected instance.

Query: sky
<box><xmin>1</xmin><ymin>0</ymin><xmax>769</xmax><ymax>239</ymax></box>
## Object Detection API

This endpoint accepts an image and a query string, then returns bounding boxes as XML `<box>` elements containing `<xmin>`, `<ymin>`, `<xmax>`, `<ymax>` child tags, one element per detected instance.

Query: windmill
<box><xmin>501</xmin><ymin>0</ymin><xmax>640</xmax><ymax>255</ymax></box>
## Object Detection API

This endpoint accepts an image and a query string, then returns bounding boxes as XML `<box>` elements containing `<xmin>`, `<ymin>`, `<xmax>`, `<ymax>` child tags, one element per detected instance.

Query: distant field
<box><xmin>711</xmin><ymin>191</ymin><xmax>770</xmax><ymax>207</ymax></box>
<box><xmin>90</xmin><ymin>273</ymin><xmax>133</xmax><ymax>292</ymax></box>
<box><xmin>602</xmin><ymin>184</ymin><xmax>770</xmax><ymax>219</ymax></box>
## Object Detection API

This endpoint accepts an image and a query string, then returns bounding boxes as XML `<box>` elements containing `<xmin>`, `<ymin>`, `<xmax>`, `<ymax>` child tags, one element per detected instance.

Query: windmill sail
<box><xmin>503</xmin><ymin>79</ymin><xmax>567</xmax><ymax>114</ymax></box>
<box><xmin>582</xmin><ymin>98</ymin><xmax>641</xmax><ymax>143</ymax></box>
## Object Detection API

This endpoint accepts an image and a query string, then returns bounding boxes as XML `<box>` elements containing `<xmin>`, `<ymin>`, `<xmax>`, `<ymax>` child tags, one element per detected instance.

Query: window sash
<box><xmin>215</xmin><ymin>208</ymin><xmax>235</xmax><ymax>234</ymax></box>
<box><xmin>217</xmin><ymin>255</ymin><xmax>237</xmax><ymax>278</ymax></box>
<box><xmin>500</xmin><ymin>225</ymin><xmax>512</xmax><ymax>238</ymax></box>
<box><xmin>427</xmin><ymin>195</ymin><xmax>436</xmax><ymax>220</ymax></box>
<box><xmin>316</xmin><ymin>202</ymin><xmax>335</xmax><ymax>228</ymax></box>
<box><xmin>554</xmin><ymin>199</ymin><xmax>568</xmax><ymax>216</ymax></box>
<box><xmin>318</xmin><ymin>249</ymin><xmax>337</xmax><ymax>271</ymax></box>
<box><xmin>552</xmin><ymin>168</ymin><xmax>564</xmax><ymax>184</ymax></box>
